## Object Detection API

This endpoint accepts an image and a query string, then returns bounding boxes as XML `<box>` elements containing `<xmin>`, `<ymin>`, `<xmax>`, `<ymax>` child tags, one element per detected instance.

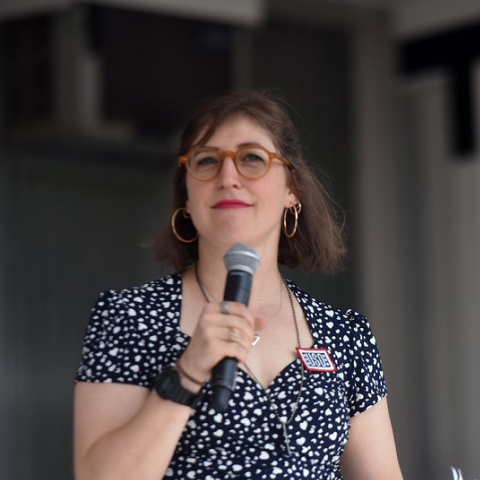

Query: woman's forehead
<box><xmin>192</xmin><ymin>114</ymin><xmax>274</xmax><ymax>149</ymax></box>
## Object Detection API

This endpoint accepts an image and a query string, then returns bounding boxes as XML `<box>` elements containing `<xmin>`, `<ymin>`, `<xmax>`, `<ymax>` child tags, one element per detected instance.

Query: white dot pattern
<box><xmin>75</xmin><ymin>274</ymin><xmax>387</xmax><ymax>479</ymax></box>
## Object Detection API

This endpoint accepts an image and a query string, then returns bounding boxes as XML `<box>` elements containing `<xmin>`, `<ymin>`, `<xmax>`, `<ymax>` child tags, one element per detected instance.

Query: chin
<box><xmin>217</xmin><ymin>233</ymin><xmax>257</xmax><ymax>251</ymax></box>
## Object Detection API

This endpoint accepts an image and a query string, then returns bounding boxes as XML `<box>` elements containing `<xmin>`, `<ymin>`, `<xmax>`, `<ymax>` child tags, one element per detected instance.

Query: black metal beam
<box><xmin>400</xmin><ymin>23</ymin><xmax>480</xmax><ymax>157</ymax></box>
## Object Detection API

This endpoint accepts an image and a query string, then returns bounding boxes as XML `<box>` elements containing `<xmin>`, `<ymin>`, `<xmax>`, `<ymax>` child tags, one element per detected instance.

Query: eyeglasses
<box><xmin>178</xmin><ymin>145</ymin><xmax>292</xmax><ymax>181</ymax></box>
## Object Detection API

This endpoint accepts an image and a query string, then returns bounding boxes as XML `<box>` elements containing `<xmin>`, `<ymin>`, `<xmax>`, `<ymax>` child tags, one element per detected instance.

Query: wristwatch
<box><xmin>154</xmin><ymin>366</ymin><xmax>202</xmax><ymax>408</ymax></box>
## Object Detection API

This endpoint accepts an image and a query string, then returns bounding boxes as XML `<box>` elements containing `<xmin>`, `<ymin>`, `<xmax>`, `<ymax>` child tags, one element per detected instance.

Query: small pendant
<box><xmin>251</xmin><ymin>335</ymin><xmax>261</xmax><ymax>347</ymax></box>
<box><xmin>282</xmin><ymin>423</ymin><xmax>292</xmax><ymax>457</ymax></box>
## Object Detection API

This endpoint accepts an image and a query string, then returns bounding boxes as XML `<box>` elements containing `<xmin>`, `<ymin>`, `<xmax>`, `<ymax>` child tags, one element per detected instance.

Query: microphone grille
<box><xmin>223</xmin><ymin>243</ymin><xmax>260</xmax><ymax>276</ymax></box>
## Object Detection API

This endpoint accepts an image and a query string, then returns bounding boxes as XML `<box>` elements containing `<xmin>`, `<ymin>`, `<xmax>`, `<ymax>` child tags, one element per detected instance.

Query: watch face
<box><xmin>161</xmin><ymin>368</ymin><xmax>177</xmax><ymax>387</ymax></box>
<box><xmin>155</xmin><ymin>367</ymin><xmax>201</xmax><ymax>408</ymax></box>
<box><xmin>156</xmin><ymin>367</ymin><xmax>180</xmax><ymax>393</ymax></box>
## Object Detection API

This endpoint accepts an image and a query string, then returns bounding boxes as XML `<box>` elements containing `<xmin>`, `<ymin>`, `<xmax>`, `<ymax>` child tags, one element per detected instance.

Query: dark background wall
<box><xmin>0</xmin><ymin>6</ymin><xmax>354</xmax><ymax>479</ymax></box>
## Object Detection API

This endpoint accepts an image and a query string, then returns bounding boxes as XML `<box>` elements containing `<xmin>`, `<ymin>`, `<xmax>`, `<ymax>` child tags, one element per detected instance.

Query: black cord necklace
<box><xmin>194</xmin><ymin>263</ymin><xmax>305</xmax><ymax>457</ymax></box>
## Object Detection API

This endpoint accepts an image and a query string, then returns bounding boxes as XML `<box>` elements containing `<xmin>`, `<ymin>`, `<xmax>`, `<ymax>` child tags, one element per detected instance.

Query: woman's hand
<box><xmin>178</xmin><ymin>301</ymin><xmax>257</xmax><ymax>385</ymax></box>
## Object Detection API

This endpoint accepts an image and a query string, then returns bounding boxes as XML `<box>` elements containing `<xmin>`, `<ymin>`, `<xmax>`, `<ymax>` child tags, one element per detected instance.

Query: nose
<box><xmin>216</xmin><ymin>155</ymin><xmax>242</xmax><ymax>188</ymax></box>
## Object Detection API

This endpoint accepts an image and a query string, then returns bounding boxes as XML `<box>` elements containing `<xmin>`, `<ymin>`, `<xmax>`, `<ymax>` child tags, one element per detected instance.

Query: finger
<box><xmin>222</xmin><ymin>332</ymin><xmax>252</xmax><ymax>363</ymax></box>
<box><xmin>203</xmin><ymin>300</ymin><xmax>254</xmax><ymax>324</ymax></box>
<box><xmin>215</xmin><ymin>301</ymin><xmax>256</xmax><ymax>328</ymax></box>
<box><xmin>218</xmin><ymin>302</ymin><xmax>255</xmax><ymax>329</ymax></box>
<box><xmin>222</xmin><ymin>314</ymin><xmax>258</xmax><ymax>344</ymax></box>
<box><xmin>219</xmin><ymin>301</ymin><xmax>229</xmax><ymax>315</ymax></box>
<box><xmin>227</xmin><ymin>327</ymin><xmax>239</xmax><ymax>343</ymax></box>
<box><xmin>224</xmin><ymin>325</ymin><xmax>255</xmax><ymax>346</ymax></box>
<box><xmin>196</xmin><ymin>306</ymin><xmax>255</xmax><ymax>347</ymax></box>
<box><xmin>199</xmin><ymin>306</ymin><xmax>256</xmax><ymax>343</ymax></box>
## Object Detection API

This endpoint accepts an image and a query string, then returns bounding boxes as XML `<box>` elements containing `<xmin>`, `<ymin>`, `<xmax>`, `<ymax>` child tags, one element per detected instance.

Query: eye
<box><xmin>191</xmin><ymin>151</ymin><xmax>220</xmax><ymax>168</ymax></box>
<box><xmin>243</xmin><ymin>153</ymin><xmax>264</xmax><ymax>162</ymax></box>
<box><xmin>238</xmin><ymin>148</ymin><xmax>268</xmax><ymax>164</ymax></box>
<box><xmin>198</xmin><ymin>156</ymin><xmax>219</xmax><ymax>166</ymax></box>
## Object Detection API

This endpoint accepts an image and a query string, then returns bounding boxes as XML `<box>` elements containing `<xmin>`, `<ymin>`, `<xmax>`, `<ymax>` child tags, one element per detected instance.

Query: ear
<box><xmin>185</xmin><ymin>199</ymin><xmax>190</xmax><ymax>214</ymax></box>
<box><xmin>285</xmin><ymin>189</ymin><xmax>299</xmax><ymax>209</ymax></box>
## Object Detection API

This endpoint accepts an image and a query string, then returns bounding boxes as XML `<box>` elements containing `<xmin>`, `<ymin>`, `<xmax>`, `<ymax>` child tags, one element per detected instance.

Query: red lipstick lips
<box><xmin>213</xmin><ymin>200</ymin><xmax>251</xmax><ymax>209</ymax></box>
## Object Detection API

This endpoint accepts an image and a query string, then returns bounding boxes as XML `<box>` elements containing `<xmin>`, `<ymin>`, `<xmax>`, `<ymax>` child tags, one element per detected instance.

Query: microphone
<box><xmin>211</xmin><ymin>243</ymin><xmax>260</xmax><ymax>412</ymax></box>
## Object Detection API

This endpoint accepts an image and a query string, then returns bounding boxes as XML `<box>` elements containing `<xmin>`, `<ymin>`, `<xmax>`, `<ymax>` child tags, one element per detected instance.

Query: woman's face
<box><xmin>185</xmin><ymin>115</ymin><xmax>298</xmax><ymax>252</ymax></box>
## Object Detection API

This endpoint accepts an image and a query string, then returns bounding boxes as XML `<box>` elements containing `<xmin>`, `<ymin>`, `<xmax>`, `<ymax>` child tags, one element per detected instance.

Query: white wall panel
<box><xmin>392</xmin><ymin>66</ymin><xmax>480</xmax><ymax>479</ymax></box>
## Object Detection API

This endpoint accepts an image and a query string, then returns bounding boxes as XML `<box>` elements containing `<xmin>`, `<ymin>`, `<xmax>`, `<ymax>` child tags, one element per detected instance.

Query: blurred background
<box><xmin>1</xmin><ymin>0</ymin><xmax>479</xmax><ymax>479</ymax></box>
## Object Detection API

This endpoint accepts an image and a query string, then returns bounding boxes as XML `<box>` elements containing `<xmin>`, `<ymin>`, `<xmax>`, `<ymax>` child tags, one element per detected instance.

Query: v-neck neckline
<box><xmin>173</xmin><ymin>273</ymin><xmax>321</xmax><ymax>390</ymax></box>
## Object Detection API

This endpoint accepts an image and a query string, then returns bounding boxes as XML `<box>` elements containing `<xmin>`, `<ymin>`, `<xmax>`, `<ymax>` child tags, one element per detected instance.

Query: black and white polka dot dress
<box><xmin>76</xmin><ymin>274</ymin><xmax>387</xmax><ymax>479</ymax></box>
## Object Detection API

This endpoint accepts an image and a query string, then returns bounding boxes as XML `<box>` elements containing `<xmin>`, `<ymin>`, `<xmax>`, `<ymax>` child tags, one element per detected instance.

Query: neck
<box><xmin>194</xmin><ymin>240</ymin><xmax>284</xmax><ymax>309</ymax></box>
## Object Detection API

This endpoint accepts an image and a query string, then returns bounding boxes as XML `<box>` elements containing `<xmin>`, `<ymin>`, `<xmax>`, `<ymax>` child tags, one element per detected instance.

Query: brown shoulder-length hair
<box><xmin>155</xmin><ymin>89</ymin><xmax>346</xmax><ymax>273</ymax></box>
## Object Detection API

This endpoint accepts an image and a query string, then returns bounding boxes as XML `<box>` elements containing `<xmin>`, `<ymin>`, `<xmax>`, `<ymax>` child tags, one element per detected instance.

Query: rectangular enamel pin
<box><xmin>296</xmin><ymin>348</ymin><xmax>337</xmax><ymax>372</ymax></box>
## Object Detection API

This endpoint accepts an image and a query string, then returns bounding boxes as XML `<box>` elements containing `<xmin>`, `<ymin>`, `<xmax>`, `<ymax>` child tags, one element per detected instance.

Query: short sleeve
<box><xmin>75</xmin><ymin>290</ymin><xmax>155</xmax><ymax>388</ymax></box>
<box><xmin>345</xmin><ymin>310</ymin><xmax>387</xmax><ymax>417</ymax></box>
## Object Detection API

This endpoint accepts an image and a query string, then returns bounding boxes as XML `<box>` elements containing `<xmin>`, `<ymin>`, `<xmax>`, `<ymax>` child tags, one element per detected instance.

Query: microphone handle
<box><xmin>211</xmin><ymin>271</ymin><xmax>252</xmax><ymax>412</ymax></box>
<box><xmin>223</xmin><ymin>270</ymin><xmax>253</xmax><ymax>305</ymax></box>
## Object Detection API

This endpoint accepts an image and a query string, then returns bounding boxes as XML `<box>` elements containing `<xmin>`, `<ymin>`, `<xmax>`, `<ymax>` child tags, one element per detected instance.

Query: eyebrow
<box><xmin>202</xmin><ymin>142</ymin><xmax>264</xmax><ymax>150</ymax></box>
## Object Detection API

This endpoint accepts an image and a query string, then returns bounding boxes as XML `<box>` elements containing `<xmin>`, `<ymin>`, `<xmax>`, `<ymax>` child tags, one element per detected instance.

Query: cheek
<box><xmin>184</xmin><ymin>180</ymin><xmax>206</xmax><ymax>215</ymax></box>
<box><xmin>184</xmin><ymin>178</ymin><xmax>194</xmax><ymax>212</ymax></box>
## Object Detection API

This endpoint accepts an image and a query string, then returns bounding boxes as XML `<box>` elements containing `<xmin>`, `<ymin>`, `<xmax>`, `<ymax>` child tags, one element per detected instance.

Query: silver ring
<box><xmin>229</xmin><ymin>328</ymin><xmax>238</xmax><ymax>342</ymax></box>
<box><xmin>220</xmin><ymin>301</ymin><xmax>229</xmax><ymax>315</ymax></box>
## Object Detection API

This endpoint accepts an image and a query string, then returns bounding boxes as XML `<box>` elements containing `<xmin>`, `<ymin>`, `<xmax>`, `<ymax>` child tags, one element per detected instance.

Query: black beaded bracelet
<box><xmin>175</xmin><ymin>360</ymin><xmax>205</xmax><ymax>386</ymax></box>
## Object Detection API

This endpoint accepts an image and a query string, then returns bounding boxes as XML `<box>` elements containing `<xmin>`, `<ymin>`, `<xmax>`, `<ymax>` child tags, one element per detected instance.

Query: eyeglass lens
<box><xmin>188</xmin><ymin>148</ymin><xmax>271</xmax><ymax>179</ymax></box>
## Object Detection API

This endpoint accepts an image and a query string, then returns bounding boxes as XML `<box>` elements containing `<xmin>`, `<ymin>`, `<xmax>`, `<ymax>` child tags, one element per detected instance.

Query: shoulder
<box><xmin>287</xmin><ymin>278</ymin><xmax>380</xmax><ymax>365</ymax></box>
<box><xmin>103</xmin><ymin>273</ymin><xmax>182</xmax><ymax>303</ymax></box>
<box><xmin>76</xmin><ymin>273</ymin><xmax>185</xmax><ymax>387</ymax></box>
<box><xmin>286</xmin><ymin>278</ymin><xmax>368</xmax><ymax>331</ymax></box>
<box><xmin>84</xmin><ymin>273</ymin><xmax>183</xmax><ymax>345</ymax></box>
<box><xmin>286</xmin><ymin>278</ymin><xmax>387</xmax><ymax>415</ymax></box>
<box><xmin>93</xmin><ymin>273</ymin><xmax>182</xmax><ymax>313</ymax></box>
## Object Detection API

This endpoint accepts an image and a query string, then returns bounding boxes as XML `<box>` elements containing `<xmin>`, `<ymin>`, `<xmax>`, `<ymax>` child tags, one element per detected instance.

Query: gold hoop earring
<box><xmin>171</xmin><ymin>207</ymin><xmax>199</xmax><ymax>243</ymax></box>
<box><xmin>283</xmin><ymin>202</ymin><xmax>302</xmax><ymax>238</ymax></box>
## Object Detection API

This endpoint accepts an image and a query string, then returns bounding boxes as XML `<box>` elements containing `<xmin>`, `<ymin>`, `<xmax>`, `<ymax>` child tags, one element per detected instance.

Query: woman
<box><xmin>74</xmin><ymin>90</ymin><xmax>403</xmax><ymax>479</ymax></box>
